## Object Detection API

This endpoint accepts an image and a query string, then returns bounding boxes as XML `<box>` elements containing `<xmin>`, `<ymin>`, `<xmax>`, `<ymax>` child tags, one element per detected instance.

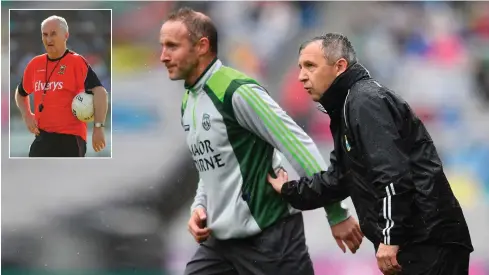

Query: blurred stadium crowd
<box><xmin>1</xmin><ymin>1</ymin><xmax>488</xmax><ymax>275</ymax></box>
<box><xmin>281</xmin><ymin>1</ymin><xmax>489</xmax><ymax>209</ymax></box>
<box><xmin>8</xmin><ymin>9</ymin><xmax>111</xmax><ymax>157</ymax></box>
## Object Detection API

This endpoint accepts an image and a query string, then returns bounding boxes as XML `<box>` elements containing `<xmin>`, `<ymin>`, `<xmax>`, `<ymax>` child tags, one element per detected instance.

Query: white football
<box><xmin>72</xmin><ymin>92</ymin><xmax>94</xmax><ymax>122</ymax></box>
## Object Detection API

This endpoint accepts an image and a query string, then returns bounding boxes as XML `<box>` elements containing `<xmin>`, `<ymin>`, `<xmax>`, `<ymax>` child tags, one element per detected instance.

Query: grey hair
<box><xmin>299</xmin><ymin>33</ymin><xmax>357</xmax><ymax>65</ymax></box>
<box><xmin>41</xmin><ymin>15</ymin><xmax>69</xmax><ymax>33</ymax></box>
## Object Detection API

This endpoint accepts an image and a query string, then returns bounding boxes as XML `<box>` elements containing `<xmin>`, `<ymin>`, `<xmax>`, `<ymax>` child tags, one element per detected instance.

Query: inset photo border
<box><xmin>9</xmin><ymin>9</ymin><xmax>112</xmax><ymax>159</ymax></box>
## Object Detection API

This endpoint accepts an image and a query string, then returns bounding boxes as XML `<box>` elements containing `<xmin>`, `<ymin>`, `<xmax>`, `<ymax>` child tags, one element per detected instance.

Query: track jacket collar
<box><xmin>318</xmin><ymin>63</ymin><xmax>371</xmax><ymax>115</ymax></box>
<box><xmin>185</xmin><ymin>57</ymin><xmax>221</xmax><ymax>93</ymax></box>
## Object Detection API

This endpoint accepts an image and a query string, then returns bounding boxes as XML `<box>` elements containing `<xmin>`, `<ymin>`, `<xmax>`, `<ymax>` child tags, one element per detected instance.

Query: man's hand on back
<box><xmin>267</xmin><ymin>169</ymin><xmax>288</xmax><ymax>193</ymax></box>
<box><xmin>267</xmin><ymin>170</ymin><xmax>364</xmax><ymax>253</ymax></box>
<box><xmin>330</xmin><ymin>216</ymin><xmax>364</xmax><ymax>254</ymax></box>
<box><xmin>188</xmin><ymin>207</ymin><xmax>211</xmax><ymax>243</ymax></box>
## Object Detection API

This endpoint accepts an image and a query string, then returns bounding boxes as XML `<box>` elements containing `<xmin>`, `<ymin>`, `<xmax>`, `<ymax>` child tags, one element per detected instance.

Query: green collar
<box><xmin>184</xmin><ymin>57</ymin><xmax>219</xmax><ymax>92</ymax></box>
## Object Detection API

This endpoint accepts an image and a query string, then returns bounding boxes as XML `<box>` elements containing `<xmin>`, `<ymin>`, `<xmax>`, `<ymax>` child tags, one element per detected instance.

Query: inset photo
<box><xmin>9</xmin><ymin>9</ymin><xmax>112</xmax><ymax>158</ymax></box>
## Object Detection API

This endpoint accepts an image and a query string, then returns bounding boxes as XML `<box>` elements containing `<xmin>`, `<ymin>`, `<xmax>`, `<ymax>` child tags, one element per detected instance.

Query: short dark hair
<box><xmin>166</xmin><ymin>7</ymin><xmax>218</xmax><ymax>55</ymax></box>
<box><xmin>299</xmin><ymin>33</ymin><xmax>357</xmax><ymax>65</ymax></box>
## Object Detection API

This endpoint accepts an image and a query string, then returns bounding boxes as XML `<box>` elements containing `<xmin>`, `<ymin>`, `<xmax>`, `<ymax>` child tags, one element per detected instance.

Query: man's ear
<box><xmin>65</xmin><ymin>31</ymin><xmax>69</xmax><ymax>41</ymax></box>
<box><xmin>335</xmin><ymin>58</ymin><xmax>349</xmax><ymax>76</ymax></box>
<box><xmin>197</xmin><ymin>37</ymin><xmax>210</xmax><ymax>56</ymax></box>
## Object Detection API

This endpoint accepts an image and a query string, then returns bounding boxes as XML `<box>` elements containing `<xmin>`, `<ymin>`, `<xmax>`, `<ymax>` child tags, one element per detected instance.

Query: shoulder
<box><xmin>31</xmin><ymin>54</ymin><xmax>47</xmax><ymax>62</ymax></box>
<box><xmin>348</xmin><ymin>79</ymin><xmax>392</xmax><ymax>107</ymax></box>
<box><xmin>231</xmin><ymin>83</ymin><xmax>278</xmax><ymax>122</ymax></box>
<box><xmin>67</xmin><ymin>50</ymin><xmax>89</xmax><ymax>66</ymax></box>
<box><xmin>21</xmin><ymin>54</ymin><xmax>46</xmax><ymax>75</ymax></box>
<box><xmin>205</xmin><ymin>66</ymin><xmax>261</xmax><ymax>103</ymax></box>
<box><xmin>233</xmin><ymin>82</ymin><xmax>269</xmax><ymax>102</ymax></box>
<box><xmin>25</xmin><ymin>54</ymin><xmax>46</xmax><ymax>68</ymax></box>
<box><xmin>347</xmin><ymin>79</ymin><xmax>408</xmax><ymax>118</ymax></box>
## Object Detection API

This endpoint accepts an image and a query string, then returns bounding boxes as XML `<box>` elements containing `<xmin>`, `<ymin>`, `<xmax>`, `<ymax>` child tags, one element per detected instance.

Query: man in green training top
<box><xmin>159</xmin><ymin>7</ymin><xmax>364</xmax><ymax>275</ymax></box>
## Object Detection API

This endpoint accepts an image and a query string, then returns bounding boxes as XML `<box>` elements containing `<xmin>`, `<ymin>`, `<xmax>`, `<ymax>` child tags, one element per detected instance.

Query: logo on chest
<box><xmin>58</xmin><ymin>65</ymin><xmax>67</xmax><ymax>75</ymax></box>
<box><xmin>202</xmin><ymin>113</ymin><xmax>211</xmax><ymax>131</ymax></box>
<box><xmin>34</xmin><ymin>80</ymin><xmax>64</xmax><ymax>92</ymax></box>
<box><xmin>191</xmin><ymin>139</ymin><xmax>226</xmax><ymax>172</ymax></box>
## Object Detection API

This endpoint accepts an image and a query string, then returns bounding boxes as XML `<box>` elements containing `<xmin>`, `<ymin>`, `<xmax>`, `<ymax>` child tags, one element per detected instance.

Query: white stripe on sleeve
<box><xmin>382</xmin><ymin>183</ymin><xmax>396</xmax><ymax>244</ymax></box>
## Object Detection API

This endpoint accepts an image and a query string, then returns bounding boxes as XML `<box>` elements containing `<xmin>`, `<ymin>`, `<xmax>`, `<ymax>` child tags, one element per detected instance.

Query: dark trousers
<box><xmin>397</xmin><ymin>244</ymin><xmax>471</xmax><ymax>275</ymax></box>
<box><xmin>184</xmin><ymin>213</ymin><xmax>314</xmax><ymax>275</ymax></box>
<box><xmin>29</xmin><ymin>130</ymin><xmax>87</xmax><ymax>157</ymax></box>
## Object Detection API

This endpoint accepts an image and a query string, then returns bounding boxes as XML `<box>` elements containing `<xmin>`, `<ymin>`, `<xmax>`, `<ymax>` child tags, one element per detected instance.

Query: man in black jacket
<box><xmin>268</xmin><ymin>33</ymin><xmax>473</xmax><ymax>275</ymax></box>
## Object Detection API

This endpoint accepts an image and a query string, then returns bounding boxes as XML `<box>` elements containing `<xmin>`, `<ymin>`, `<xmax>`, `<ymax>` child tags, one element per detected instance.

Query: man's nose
<box><xmin>160</xmin><ymin>49</ymin><xmax>170</xmax><ymax>63</ymax></box>
<box><xmin>298</xmin><ymin>70</ymin><xmax>307</xmax><ymax>82</ymax></box>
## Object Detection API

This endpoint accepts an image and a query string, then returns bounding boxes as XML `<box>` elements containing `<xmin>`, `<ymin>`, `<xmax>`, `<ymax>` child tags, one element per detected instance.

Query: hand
<box><xmin>330</xmin><ymin>216</ymin><xmax>364</xmax><ymax>254</ymax></box>
<box><xmin>376</xmin><ymin>243</ymin><xmax>402</xmax><ymax>274</ymax></box>
<box><xmin>23</xmin><ymin>112</ymin><xmax>39</xmax><ymax>135</ymax></box>
<box><xmin>92</xmin><ymin>127</ymin><xmax>106</xmax><ymax>152</ymax></box>
<box><xmin>188</xmin><ymin>207</ymin><xmax>211</xmax><ymax>243</ymax></box>
<box><xmin>267</xmin><ymin>169</ymin><xmax>288</xmax><ymax>193</ymax></box>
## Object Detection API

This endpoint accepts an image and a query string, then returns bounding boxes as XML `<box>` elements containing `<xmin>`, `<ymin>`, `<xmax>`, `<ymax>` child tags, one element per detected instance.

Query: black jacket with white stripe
<box><xmin>281</xmin><ymin>63</ymin><xmax>473</xmax><ymax>251</ymax></box>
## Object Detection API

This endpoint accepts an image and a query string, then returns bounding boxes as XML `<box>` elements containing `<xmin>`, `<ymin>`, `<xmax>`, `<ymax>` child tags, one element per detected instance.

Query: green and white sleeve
<box><xmin>231</xmin><ymin>83</ymin><xmax>350</xmax><ymax>225</ymax></box>
<box><xmin>190</xmin><ymin>179</ymin><xmax>207</xmax><ymax>215</ymax></box>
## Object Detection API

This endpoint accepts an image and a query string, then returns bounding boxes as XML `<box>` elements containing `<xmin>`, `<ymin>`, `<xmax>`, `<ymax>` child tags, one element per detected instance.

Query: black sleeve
<box><xmin>280</xmin><ymin>150</ymin><xmax>350</xmax><ymax>210</ymax></box>
<box><xmin>85</xmin><ymin>66</ymin><xmax>103</xmax><ymax>90</ymax></box>
<box><xmin>17</xmin><ymin>77</ymin><xmax>29</xmax><ymax>97</ymax></box>
<box><xmin>348</xmin><ymin>92</ymin><xmax>414</xmax><ymax>246</ymax></box>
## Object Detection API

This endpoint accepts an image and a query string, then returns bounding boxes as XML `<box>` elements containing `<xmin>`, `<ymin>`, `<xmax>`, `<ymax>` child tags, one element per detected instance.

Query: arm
<box><xmin>281</xmin><ymin>150</ymin><xmax>350</xmax><ymax>210</ymax></box>
<box><xmin>188</xmin><ymin>178</ymin><xmax>210</xmax><ymax>242</ymax></box>
<box><xmin>91</xmin><ymin>86</ymin><xmax>108</xmax><ymax>124</ymax></box>
<box><xmin>15</xmin><ymin>80</ymin><xmax>32</xmax><ymax>117</ymax></box>
<box><xmin>232</xmin><ymin>83</ymin><xmax>350</xmax><ymax>225</ymax></box>
<box><xmin>15</xmin><ymin>68</ymin><xmax>39</xmax><ymax>135</ymax></box>
<box><xmin>80</xmin><ymin>59</ymin><xmax>108</xmax><ymax>152</ymax></box>
<box><xmin>16</xmin><ymin>60</ymin><xmax>35</xmax><ymax>116</ymax></box>
<box><xmin>84</xmin><ymin>67</ymin><xmax>108</xmax><ymax>125</ymax></box>
<box><xmin>349</xmin><ymin>93</ymin><xmax>414</xmax><ymax>246</ymax></box>
<box><xmin>190</xmin><ymin>179</ymin><xmax>207</xmax><ymax>214</ymax></box>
